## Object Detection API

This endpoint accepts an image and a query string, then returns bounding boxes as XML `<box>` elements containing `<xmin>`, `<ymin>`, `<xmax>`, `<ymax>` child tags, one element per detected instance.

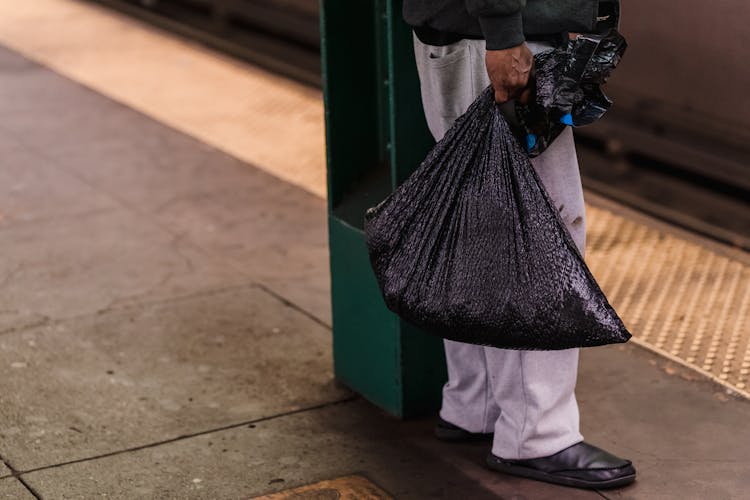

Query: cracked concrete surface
<box><xmin>17</xmin><ymin>399</ymin><xmax>604</xmax><ymax>500</ymax></box>
<box><xmin>0</xmin><ymin>208</ymin><xmax>249</xmax><ymax>330</ymax></box>
<box><xmin>0</xmin><ymin>59</ymin><xmax>332</xmax><ymax>326</ymax></box>
<box><xmin>0</xmin><ymin>42</ymin><xmax>341</xmax><ymax>498</ymax></box>
<box><xmin>0</xmin><ymin>286</ymin><xmax>348</xmax><ymax>471</ymax></box>
<box><xmin>9</xmin><ymin>344</ymin><xmax>750</xmax><ymax>499</ymax></box>
<box><xmin>0</xmin><ymin>478</ymin><xmax>35</xmax><ymax>499</ymax></box>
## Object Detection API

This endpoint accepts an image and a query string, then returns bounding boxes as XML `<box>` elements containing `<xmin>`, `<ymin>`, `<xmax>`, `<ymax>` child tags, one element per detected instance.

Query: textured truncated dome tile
<box><xmin>585</xmin><ymin>204</ymin><xmax>750</xmax><ymax>399</ymax></box>
<box><xmin>250</xmin><ymin>475</ymin><xmax>392</xmax><ymax>499</ymax></box>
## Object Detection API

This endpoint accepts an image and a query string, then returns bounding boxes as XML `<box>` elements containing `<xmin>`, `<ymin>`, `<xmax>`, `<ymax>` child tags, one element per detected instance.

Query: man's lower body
<box><xmin>413</xmin><ymin>34</ymin><xmax>635</xmax><ymax>489</ymax></box>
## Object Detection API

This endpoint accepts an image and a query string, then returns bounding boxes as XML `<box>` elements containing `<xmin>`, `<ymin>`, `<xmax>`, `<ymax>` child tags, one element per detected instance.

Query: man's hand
<box><xmin>485</xmin><ymin>43</ymin><xmax>533</xmax><ymax>104</ymax></box>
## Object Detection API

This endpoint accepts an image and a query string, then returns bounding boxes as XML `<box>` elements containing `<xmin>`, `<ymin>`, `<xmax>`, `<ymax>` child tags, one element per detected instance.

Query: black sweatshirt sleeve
<box><xmin>465</xmin><ymin>0</ymin><xmax>526</xmax><ymax>50</ymax></box>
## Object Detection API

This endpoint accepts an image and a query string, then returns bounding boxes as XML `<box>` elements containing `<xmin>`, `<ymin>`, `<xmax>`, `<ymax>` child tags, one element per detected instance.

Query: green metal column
<box><xmin>321</xmin><ymin>0</ymin><xmax>447</xmax><ymax>417</ymax></box>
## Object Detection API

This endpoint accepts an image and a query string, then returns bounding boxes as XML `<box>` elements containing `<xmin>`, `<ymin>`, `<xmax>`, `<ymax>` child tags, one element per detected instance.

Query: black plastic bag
<box><xmin>517</xmin><ymin>28</ymin><xmax>627</xmax><ymax>157</ymax></box>
<box><xmin>363</xmin><ymin>34</ymin><xmax>631</xmax><ymax>350</ymax></box>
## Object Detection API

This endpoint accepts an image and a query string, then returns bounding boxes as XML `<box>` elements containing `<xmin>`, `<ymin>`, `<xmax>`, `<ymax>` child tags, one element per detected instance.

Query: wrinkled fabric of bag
<box><xmin>364</xmin><ymin>37</ymin><xmax>631</xmax><ymax>349</ymax></box>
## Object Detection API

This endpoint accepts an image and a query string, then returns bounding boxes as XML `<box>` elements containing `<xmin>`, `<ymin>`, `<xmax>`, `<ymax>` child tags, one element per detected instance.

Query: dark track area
<box><xmin>89</xmin><ymin>0</ymin><xmax>321</xmax><ymax>86</ymax></box>
<box><xmin>576</xmin><ymin>134</ymin><xmax>750</xmax><ymax>250</ymax></box>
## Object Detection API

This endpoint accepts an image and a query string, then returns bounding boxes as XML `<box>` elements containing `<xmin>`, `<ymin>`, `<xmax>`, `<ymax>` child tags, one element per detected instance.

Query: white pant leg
<box><xmin>485</xmin><ymin>347</ymin><xmax>583</xmax><ymax>459</ymax></box>
<box><xmin>487</xmin><ymin>125</ymin><xmax>586</xmax><ymax>459</ymax></box>
<box><xmin>413</xmin><ymin>34</ymin><xmax>584</xmax><ymax>455</ymax></box>
<box><xmin>440</xmin><ymin>339</ymin><xmax>500</xmax><ymax>433</ymax></box>
<box><xmin>531</xmin><ymin>126</ymin><xmax>586</xmax><ymax>252</ymax></box>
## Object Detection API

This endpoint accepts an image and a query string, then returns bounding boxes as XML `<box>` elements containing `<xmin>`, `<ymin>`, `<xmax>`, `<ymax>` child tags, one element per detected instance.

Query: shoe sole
<box><xmin>486</xmin><ymin>456</ymin><xmax>636</xmax><ymax>490</ymax></box>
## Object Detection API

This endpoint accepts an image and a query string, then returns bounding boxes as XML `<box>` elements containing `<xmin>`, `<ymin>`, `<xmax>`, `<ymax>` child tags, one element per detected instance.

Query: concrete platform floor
<box><xmin>0</xmin><ymin>14</ymin><xmax>749</xmax><ymax>500</ymax></box>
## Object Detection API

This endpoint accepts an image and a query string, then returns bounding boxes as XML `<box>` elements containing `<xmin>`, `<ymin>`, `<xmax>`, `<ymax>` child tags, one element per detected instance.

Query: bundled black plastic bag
<box><xmin>363</xmin><ymin>30</ymin><xmax>630</xmax><ymax>350</ymax></box>
<box><xmin>518</xmin><ymin>29</ymin><xmax>628</xmax><ymax>157</ymax></box>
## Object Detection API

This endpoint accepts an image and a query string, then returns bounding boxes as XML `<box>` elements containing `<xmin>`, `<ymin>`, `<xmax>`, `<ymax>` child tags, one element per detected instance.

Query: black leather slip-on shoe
<box><xmin>486</xmin><ymin>442</ymin><xmax>636</xmax><ymax>490</ymax></box>
<box><xmin>434</xmin><ymin>417</ymin><xmax>493</xmax><ymax>442</ymax></box>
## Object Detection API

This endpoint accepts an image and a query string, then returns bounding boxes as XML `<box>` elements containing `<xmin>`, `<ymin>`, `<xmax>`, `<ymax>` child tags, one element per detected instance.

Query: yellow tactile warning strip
<box><xmin>251</xmin><ymin>475</ymin><xmax>393</xmax><ymax>500</ymax></box>
<box><xmin>586</xmin><ymin>205</ymin><xmax>750</xmax><ymax>398</ymax></box>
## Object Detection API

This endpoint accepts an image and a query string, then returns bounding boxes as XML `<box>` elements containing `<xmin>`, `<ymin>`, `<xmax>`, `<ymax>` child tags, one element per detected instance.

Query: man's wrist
<box><xmin>479</xmin><ymin>11</ymin><xmax>525</xmax><ymax>50</ymax></box>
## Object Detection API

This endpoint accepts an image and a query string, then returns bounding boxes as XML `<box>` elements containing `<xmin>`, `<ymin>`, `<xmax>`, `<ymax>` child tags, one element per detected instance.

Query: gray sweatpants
<box><xmin>414</xmin><ymin>35</ymin><xmax>585</xmax><ymax>460</ymax></box>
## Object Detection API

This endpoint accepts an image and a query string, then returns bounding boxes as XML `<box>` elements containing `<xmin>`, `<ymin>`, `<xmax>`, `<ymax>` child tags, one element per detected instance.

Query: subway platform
<box><xmin>0</xmin><ymin>1</ymin><xmax>748</xmax><ymax>499</ymax></box>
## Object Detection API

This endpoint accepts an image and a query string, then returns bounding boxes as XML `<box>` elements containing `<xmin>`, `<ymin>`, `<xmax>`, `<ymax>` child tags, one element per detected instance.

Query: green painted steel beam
<box><xmin>321</xmin><ymin>0</ymin><xmax>446</xmax><ymax>417</ymax></box>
